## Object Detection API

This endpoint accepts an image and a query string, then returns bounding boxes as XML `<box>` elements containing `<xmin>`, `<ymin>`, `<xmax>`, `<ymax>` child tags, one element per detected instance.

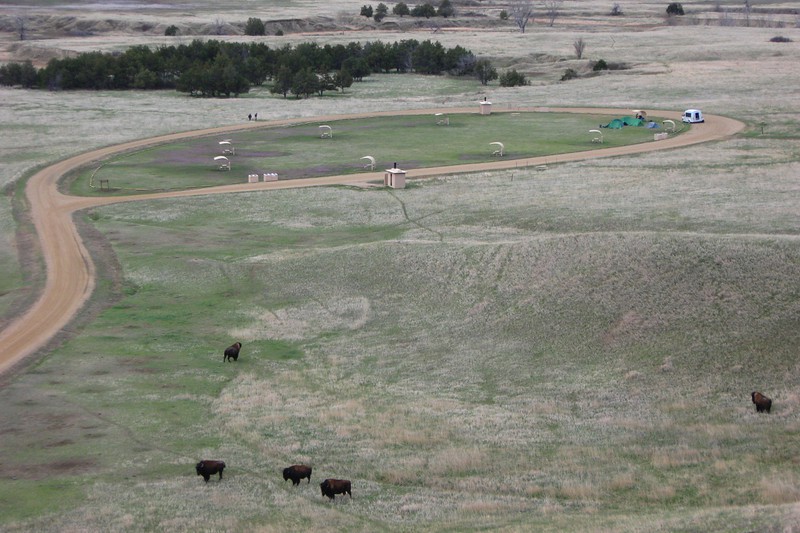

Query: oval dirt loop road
<box><xmin>0</xmin><ymin>108</ymin><xmax>744</xmax><ymax>375</ymax></box>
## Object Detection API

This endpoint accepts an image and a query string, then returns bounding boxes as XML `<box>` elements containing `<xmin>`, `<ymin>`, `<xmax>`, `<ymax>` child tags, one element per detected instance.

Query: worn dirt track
<box><xmin>0</xmin><ymin>107</ymin><xmax>744</xmax><ymax>376</ymax></box>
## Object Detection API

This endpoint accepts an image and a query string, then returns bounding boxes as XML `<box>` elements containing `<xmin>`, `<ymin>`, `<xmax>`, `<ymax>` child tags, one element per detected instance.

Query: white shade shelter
<box><xmin>589</xmin><ymin>129</ymin><xmax>603</xmax><ymax>143</ymax></box>
<box><xmin>663</xmin><ymin>119</ymin><xmax>676</xmax><ymax>132</ymax></box>
<box><xmin>319</xmin><ymin>125</ymin><xmax>332</xmax><ymax>138</ymax></box>
<box><xmin>214</xmin><ymin>155</ymin><xmax>230</xmax><ymax>171</ymax></box>
<box><xmin>490</xmin><ymin>142</ymin><xmax>504</xmax><ymax>156</ymax></box>
<box><xmin>435</xmin><ymin>113</ymin><xmax>449</xmax><ymax>126</ymax></box>
<box><xmin>219</xmin><ymin>140</ymin><xmax>235</xmax><ymax>155</ymax></box>
<box><xmin>361</xmin><ymin>155</ymin><xmax>376</xmax><ymax>171</ymax></box>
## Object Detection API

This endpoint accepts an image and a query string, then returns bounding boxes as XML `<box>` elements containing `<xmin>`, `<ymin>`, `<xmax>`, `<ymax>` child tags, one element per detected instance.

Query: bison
<box><xmin>752</xmin><ymin>391</ymin><xmax>772</xmax><ymax>413</ymax></box>
<box><xmin>320</xmin><ymin>478</ymin><xmax>351</xmax><ymax>500</ymax></box>
<box><xmin>223</xmin><ymin>342</ymin><xmax>242</xmax><ymax>362</ymax></box>
<box><xmin>196</xmin><ymin>460</ymin><xmax>226</xmax><ymax>482</ymax></box>
<box><xmin>283</xmin><ymin>464</ymin><xmax>312</xmax><ymax>485</ymax></box>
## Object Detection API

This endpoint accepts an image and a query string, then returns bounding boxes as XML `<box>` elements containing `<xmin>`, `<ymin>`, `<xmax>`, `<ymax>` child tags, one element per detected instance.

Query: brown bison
<box><xmin>752</xmin><ymin>391</ymin><xmax>772</xmax><ymax>413</ymax></box>
<box><xmin>223</xmin><ymin>342</ymin><xmax>242</xmax><ymax>362</ymax></box>
<box><xmin>320</xmin><ymin>478</ymin><xmax>351</xmax><ymax>500</ymax></box>
<box><xmin>196</xmin><ymin>460</ymin><xmax>226</xmax><ymax>482</ymax></box>
<box><xmin>283</xmin><ymin>464</ymin><xmax>312</xmax><ymax>485</ymax></box>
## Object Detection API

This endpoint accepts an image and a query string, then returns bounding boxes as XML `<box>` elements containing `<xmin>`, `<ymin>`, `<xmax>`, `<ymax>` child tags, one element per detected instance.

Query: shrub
<box><xmin>610</xmin><ymin>3</ymin><xmax>623</xmax><ymax>16</ymax></box>
<box><xmin>499</xmin><ymin>10</ymin><xmax>509</xmax><ymax>20</ymax></box>
<box><xmin>212</xmin><ymin>18</ymin><xmax>227</xmax><ymax>35</ymax></box>
<box><xmin>474</xmin><ymin>59</ymin><xmax>497</xmax><ymax>85</ymax></box>
<box><xmin>499</xmin><ymin>69</ymin><xmax>528</xmax><ymax>87</ymax></box>
<box><xmin>769</xmin><ymin>35</ymin><xmax>793</xmax><ymax>42</ymax></box>
<box><xmin>592</xmin><ymin>59</ymin><xmax>609</xmax><ymax>71</ymax></box>
<box><xmin>360</xmin><ymin>5</ymin><xmax>374</xmax><ymax>18</ymax></box>
<box><xmin>453</xmin><ymin>52</ymin><xmax>477</xmax><ymax>76</ymax></box>
<box><xmin>561</xmin><ymin>68</ymin><xmax>578</xmax><ymax>81</ymax></box>
<box><xmin>666</xmin><ymin>3</ymin><xmax>684</xmax><ymax>16</ymax></box>
<box><xmin>164</xmin><ymin>25</ymin><xmax>179</xmax><ymax>36</ymax></box>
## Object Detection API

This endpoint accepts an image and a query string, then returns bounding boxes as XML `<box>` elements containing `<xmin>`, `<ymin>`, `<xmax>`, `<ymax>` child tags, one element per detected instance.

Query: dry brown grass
<box><xmin>758</xmin><ymin>475</ymin><xmax>800</xmax><ymax>505</ymax></box>
<box><xmin>650</xmin><ymin>446</ymin><xmax>704</xmax><ymax>468</ymax></box>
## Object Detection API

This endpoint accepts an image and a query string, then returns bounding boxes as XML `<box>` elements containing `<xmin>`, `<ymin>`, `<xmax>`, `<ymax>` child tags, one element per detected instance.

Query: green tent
<box><xmin>623</xmin><ymin>116</ymin><xmax>644</xmax><ymax>126</ymax></box>
<box><xmin>606</xmin><ymin>118</ymin><xmax>624</xmax><ymax>129</ymax></box>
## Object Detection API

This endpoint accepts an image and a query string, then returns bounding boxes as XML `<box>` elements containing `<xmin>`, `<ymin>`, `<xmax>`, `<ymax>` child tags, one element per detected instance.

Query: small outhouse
<box><xmin>384</xmin><ymin>165</ymin><xmax>406</xmax><ymax>189</ymax></box>
<box><xmin>480</xmin><ymin>98</ymin><xmax>492</xmax><ymax>115</ymax></box>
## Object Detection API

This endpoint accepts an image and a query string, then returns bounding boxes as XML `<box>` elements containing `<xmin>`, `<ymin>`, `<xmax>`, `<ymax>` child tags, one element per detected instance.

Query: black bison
<box><xmin>223</xmin><ymin>342</ymin><xmax>242</xmax><ymax>362</ymax></box>
<box><xmin>752</xmin><ymin>391</ymin><xmax>772</xmax><ymax>413</ymax></box>
<box><xmin>196</xmin><ymin>460</ymin><xmax>226</xmax><ymax>482</ymax></box>
<box><xmin>283</xmin><ymin>464</ymin><xmax>312</xmax><ymax>485</ymax></box>
<box><xmin>320</xmin><ymin>478</ymin><xmax>351</xmax><ymax>500</ymax></box>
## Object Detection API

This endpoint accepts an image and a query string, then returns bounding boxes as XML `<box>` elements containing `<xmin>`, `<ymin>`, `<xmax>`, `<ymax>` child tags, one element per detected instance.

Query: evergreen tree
<box><xmin>335</xmin><ymin>68</ymin><xmax>353</xmax><ymax>92</ymax></box>
<box><xmin>437</xmin><ymin>0</ymin><xmax>455</xmax><ymax>18</ymax></box>
<box><xmin>270</xmin><ymin>65</ymin><xmax>293</xmax><ymax>97</ymax></box>
<box><xmin>393</xmin><ymin>2</ymin><xmax>410</xmax><ymax>17</ymax></box>
<box><xmin>374</xmin><ymin>3</ymin><xmax>389</xmax><ymax>22</ymax></box>
<box><xmin>411</xmin><ymin>3</ymin><xmax>437</xmax><ymax>18</ymax></box>
<box><xmin>291</xmin><ymin>67</ymin><xmax>318</xmax><ymax>98</ymax></box>
<box><xmin>244</xmin><ymin>17</ymin><xmax>266</xmax><ymax>36</ymax></box>
<box><xmin>342</xmin><ymin>57</ymin><xmax>371</xmax><ymax>81</ymax></box>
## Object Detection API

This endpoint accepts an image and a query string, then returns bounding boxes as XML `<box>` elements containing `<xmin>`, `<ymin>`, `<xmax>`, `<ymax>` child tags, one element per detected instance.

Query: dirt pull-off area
<box><xmin>0</xmin><ymin>108</ymin><xmax>744</xmax><ymax>377</ymax></box>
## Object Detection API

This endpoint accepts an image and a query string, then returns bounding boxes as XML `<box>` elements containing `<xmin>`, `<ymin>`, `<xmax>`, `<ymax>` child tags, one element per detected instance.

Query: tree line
<box><xmin>359</xmin><ymin>1</ymin><xmax>455</xmax><ymax>22</ymax></box>
<box><xmin>0</xmin><ymin>39</ymin><xmax>488</xmax><ymax>98</ymax></box>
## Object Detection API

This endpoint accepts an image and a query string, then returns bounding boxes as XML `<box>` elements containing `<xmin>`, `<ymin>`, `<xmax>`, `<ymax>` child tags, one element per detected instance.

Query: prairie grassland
<box><xmin>1</xmin><ymin>6</ymin><xmax>800</xmax><ymax>532</ymax></box>
<box><xmin>4</xmin><ymin>140</ymin><xmax>800</xmax><ymax>531</ymax></box>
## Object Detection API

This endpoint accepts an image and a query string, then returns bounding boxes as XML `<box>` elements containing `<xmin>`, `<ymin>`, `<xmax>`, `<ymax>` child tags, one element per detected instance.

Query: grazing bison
<box><xmin>320</xmin><ymin>478</ymin><xmax>351</xmax><ymax>500</ymax></box>
<box><xmin>283</xmin><ymin>464</ymin><xmax>312</xmax><ymax>485</ymax></box>
<box><xmin>223</xmin><ymin>342</ymin><xmax>242</xmax><ymax>362</ymax></box>
<box><xmin>752</xmin><ymin>391</ymin><xmax>772</xmax><ymax>413</ymax></box>
<box><xmin>196</xmin><ymin>460</ymin><xmax>226</xmax><ymax>482</ymax></box>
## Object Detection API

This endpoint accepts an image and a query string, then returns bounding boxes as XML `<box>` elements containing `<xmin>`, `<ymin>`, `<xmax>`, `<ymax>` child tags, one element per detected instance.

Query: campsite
<box><xmin>72</xmin><ymin>111</ymin><xmax>672</xmax><ymax>193</ymax></box>
<box><xmin>0</xmin><ymin>1</ymin><xmax>799</xmax><ymax>531</ymax></box>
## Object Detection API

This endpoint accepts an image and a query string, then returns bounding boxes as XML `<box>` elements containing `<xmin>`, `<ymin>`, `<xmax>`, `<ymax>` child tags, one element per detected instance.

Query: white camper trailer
<box><xmin>682</xmin><ymin>109</ymin><xmax>704</xmax><ymax>123</ymax></box>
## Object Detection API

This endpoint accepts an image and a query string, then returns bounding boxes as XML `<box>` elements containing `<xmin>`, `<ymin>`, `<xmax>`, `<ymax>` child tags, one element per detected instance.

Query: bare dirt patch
<box><xmin>3</xmin><ymin>458</ymin><xmax>98</xmax><ymax>481</ymax></box>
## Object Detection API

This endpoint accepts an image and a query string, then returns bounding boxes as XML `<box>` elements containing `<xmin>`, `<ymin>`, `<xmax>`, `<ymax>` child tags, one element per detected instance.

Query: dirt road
<box><xmin>0</xmin><ymin>108</ymin><xmax>744</xmax><ymax>375</ymax></box>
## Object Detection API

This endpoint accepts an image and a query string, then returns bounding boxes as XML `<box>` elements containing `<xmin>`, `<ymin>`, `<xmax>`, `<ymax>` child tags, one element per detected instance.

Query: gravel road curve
<box><xmin>0</xmin><ymin>107</ymin><xmax>744</xmax><ymax>375</ymax></box>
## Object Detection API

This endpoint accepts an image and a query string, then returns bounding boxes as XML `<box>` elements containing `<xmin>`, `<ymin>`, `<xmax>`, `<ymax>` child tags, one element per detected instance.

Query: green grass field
<box><xmin>69</xmin><ymin>112</ymin><xmax>668</xmax><ymax>195</ymax></box>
